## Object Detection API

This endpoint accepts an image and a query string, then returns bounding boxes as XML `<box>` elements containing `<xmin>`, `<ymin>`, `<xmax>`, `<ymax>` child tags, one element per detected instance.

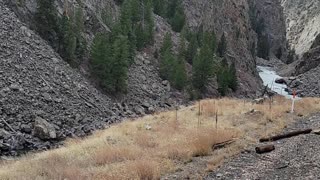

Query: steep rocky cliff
<box><xmin>255</xmin><ymin>0</ymin><xmax>287</xmax><ymax>61</ymax></box>
<box><xmin>281</xmin><ymin>0</ymin><xmax>320</xmax><ymax>56</ymax></box>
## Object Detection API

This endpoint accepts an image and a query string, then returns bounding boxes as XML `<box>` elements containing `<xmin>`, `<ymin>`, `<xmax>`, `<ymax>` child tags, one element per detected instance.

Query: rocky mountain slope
<box><xmin>0</xmin><ymin>0</ymin><xmax>289</xmax><ymax>155</ymax></box>
<box><xmin>0</xmin><ymin>1</ymin><xmax>176</xmax><ymax>156</ymax></box>
<box><xmin>0</xmin><ymin>1</ymin><xmax>114</xmax><ymax>155</ymax></box>
<box><xmin>5</xmin><ymin>0</ymin><xmax>290</xmax><ymax>98</ymax></box>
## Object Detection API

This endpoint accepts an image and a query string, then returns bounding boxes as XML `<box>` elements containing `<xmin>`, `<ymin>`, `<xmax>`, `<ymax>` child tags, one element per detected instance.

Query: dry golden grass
<box><xmin>1</xmin><ymin>96</ymin><xmax>320</xmax><ymax>180</ymax></box>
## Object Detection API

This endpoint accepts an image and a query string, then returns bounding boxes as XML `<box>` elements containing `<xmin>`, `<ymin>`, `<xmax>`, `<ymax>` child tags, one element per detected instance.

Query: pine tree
<box><xmin>209</xmin><ymin>31</ymin><xmax>217</xmax><ymax>55</ymax></box>
<box><xmin>173</xmin><ymin>61</ymin><xmax>187</xmax><ymax>90</ymax></box>
<box><xmin>153</xmin><ymin>0</ymin><xmax>166</xmax><ymax>16</ymax></box>
<box><xmin>111</xmin><ymin>35</ymin><xmax>130</xmax><ymax>93</ymax></box>
<box><xmin>217</xmin><ymin>59</ymin><xmax>238</xmax><ymax>96</ymax></box>
<box><xmin>177</xmin><ymin>37</ymin><xmax>186</xmax><ymax>61</ymax></box>
<box><xmin>203</xmin><ymin>31</ymin><xmax>217</xmax><ymax>56</ymax></box>
<box><xmin>135</xmin><ymin>24</ymin><xmax>146</xmax><ymax>50</ymax></box>
<box><xmin>173</xmin><ymin>37</ymin><xmax>188</xmax><ymax>90</ymax></box>
<box><xmin>90</xmin><ymin>33</ymin><xmax>111</xmax><ymax>82</ymax></box>
<box><xmin>160</xmin><ymin>49</ymin><xmax>175</xmax><ymax>80</ymax></box>
<box><xmin>217</xmin><ymin>58</ymin><xmax>229</xmax><ymax>96</ymax></box>
<box><xmin>145</xmin><ymin>0</ymin><xmax>154</xmax><ymax>44</ymax></box>
<box><xmin>130</xmin><ymin>0</ymin><xmax>140</xmax><ymax>23</ymax></box>
<box><xmin>228</xmin><ymin>62</ymin><xmax>238</xmax><ymax>91</ymax></box>
<box><xmin>186</xmin><ymin>34</ymin><xmax>198</xmax><ymax>64</ymax></box>
<box><xmin>192</xmin><ymin>43</ymin><xmax>215</xmax><ymax>92</ymax></box>
<box><xmin>119</xmin><ymin>0</ymin><xmax>133</xmax><ymax>35</ymax></box>
<box><xmin>58</xmin><ymin>15</ymin><xmax>76</xmax><ymax>65</ymax></box>
<box><xmin>35</xmin><ymin>0</ymin><xmax>59</xmax><ymax>46</ymax></box>
<box><xmin>170</xmin><ymin>5</ymin><xmax>186</xmax><ymax>32</ymax></box>
<box><xmin>160</xmin><ymin>33</ymin><xmax>173</xmax><ymax>56</ymax></box>
<box><xmin>166</xmin><ymin>0</ymin><xmax>178</xmax><ymax>18</ymax></box>
<box><xmin>74</xmin><ymin>8</ymin><xmax>86</xmax><ymax>60</ymax></box>
<box><xmin>217</xmin><ymin>33</ymin><xmax>227</xmax><ymax>58</ymax></box>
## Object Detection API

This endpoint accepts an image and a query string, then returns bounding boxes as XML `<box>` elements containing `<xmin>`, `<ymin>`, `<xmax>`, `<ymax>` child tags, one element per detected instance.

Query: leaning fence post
<box><xmin>291</xmin><ymin>89</ymin><xmax>296</xmax><ymax>113</ymax></box>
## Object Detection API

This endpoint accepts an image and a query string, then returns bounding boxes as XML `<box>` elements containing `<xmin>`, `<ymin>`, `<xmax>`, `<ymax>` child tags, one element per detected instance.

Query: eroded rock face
<box><xmin>255</xmin><ymin>0</ymin><xmax>288</xmax><ymax>60</ymax></box>
<box><xmin>281</xmin><ymin>0</ymin><xmax>320</xmax><ymax>56</ymax></box>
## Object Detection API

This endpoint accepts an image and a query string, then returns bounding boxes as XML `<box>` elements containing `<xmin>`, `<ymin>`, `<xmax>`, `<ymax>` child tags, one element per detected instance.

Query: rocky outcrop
<box><xmin>281</xmin><ymin>0</ymin><xmax>320</xmax><ymax>56</ymax></box>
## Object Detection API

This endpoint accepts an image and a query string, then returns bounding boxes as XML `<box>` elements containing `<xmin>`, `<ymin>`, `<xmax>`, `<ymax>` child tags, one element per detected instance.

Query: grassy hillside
<box><xmin>1</xmin><ymin>97</ymin><xmax>320</xmax><ymax>179</ymax></box>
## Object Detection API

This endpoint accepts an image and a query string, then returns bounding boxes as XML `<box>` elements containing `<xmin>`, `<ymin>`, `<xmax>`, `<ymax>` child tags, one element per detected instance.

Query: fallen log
<box><xmin>212</xmin><ymin>139</ymin><xmax>235</xmax><ymax>150</ymax></box>
<box><xmin>259</xmin><ymin>129</ymin><xmax>312</xmax><ymax>142</ymax></box>
<box><xmin>255</xmin><ymin>145</ymin><xmax>275</xmax><ymax>154</ymax></box>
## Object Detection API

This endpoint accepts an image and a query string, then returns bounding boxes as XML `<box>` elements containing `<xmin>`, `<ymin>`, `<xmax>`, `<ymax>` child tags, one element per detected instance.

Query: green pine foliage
<box><xmin>170</xmin><ymin>5</ymin><xmax>186</xmax><ymax>32</ymax></box>
<box><xmin>35</xmin><ymin>0</ymin><xmax>59</xmax><ymax>47</ymax></box>
<box><xmin>35</xmin><ymin>1</ymin><xmax>86</xmax><ymax>67</ymax></box>
<box><xmin>186</xmin><ymin>34</ymin><xmax>198</xmax><ymax>64</ymax></box>
<box><xmin>159</xmin><ymin>34</ymin><xmax>187</xmax><ymax>90</ymax></box>
<box><xmin>119</xmin><ymin>0</ymin><xmax>154</xmax><ymax>50</ymax></box>
<box><xmin>59</xmin><ymin>15</ymin><xmax>77</xmax><ymax>64</ymax></box>
<box><xmin>153</xmin><ymin>0</ymin><xmax>166</xmax><ymax>16</ymax></box>
<box><xmin>192</xmin><ymin>42</ymin><xmax>215</xmax><ymax>92</ymax></box>
<box><xmin>152</xmin><ymin>0</ymin><xmax>186</xmax><ymax>32</ymax></box>
<box><xmin>90</xmin><ymin>0</ymin><xmax>155</xmax><ymax>94</ymax></box>
<box><xmin>217</xmin><ymin>59</ymin><xmax>238</xmax><ymax>96</ymax></box>
<box><xmin>90</xmin><ymin>34</ymin><xmax>129</xmax><ymax>93</ymax></box>
<box><xmin>58</xmin><ymin>9</ymin><xmax>86</xmax><ymax>67</ymax></box>
<box><xmin>217</xmin><ymin>33</ymin><xmax>227</xmax><ymax>58</ymax></box>
<box><xmin>159</xmin><ymin>34</ymin><xmax>175</xmax><ymax>80</ymax></box>
<box><xmin>91</xmin><ymin>33</ymin><xmax>111</xmax><ymax>82</ymax></box>
<box><xmin>111</xmin><ymin>35</ymin><xmax>130</xmax><ymax>93</ymax></box>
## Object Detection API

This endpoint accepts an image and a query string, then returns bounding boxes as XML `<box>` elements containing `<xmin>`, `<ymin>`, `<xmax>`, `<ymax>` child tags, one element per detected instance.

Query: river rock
<box><xmin>275</xmin><ymin>78</ymin><xmax>288</xmax><ymax>84</ymax></box>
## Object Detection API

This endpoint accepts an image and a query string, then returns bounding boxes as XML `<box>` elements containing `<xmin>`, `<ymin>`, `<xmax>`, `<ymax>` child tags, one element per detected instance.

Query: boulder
<box><xmin>275</xmin><ymin>78</ymin><xmax>288</xmax><ymax>84</ymax></box>
<box><xmin>0</xmin><ymin>129</ymin><xmax>10</xmax><ymax>139</ymax></box>
<box><xmin>21</xmin><ymin>124</ymin><xmax>32</xmax><ymax>134</ymax></box>
<box><xmin>134</xmin><ymin>106</ymin><xmax>145</xmax><ymax>115</ymax></box>
<box><xmin>289</xmin><ymin>79</ymin><xmax>303</xmax><ymax>88</ymax></box>
<box><xmin>33</xmin><ymin>117</ymin><xmax>56</xmax><ymax>140</ymax></box>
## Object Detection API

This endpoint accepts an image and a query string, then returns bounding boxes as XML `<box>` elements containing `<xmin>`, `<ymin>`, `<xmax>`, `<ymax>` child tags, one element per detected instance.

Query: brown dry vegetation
<box><xmin>0</xmin><ymin>96</ymin><xmax>320</xmax><ymax>179</ymax></box>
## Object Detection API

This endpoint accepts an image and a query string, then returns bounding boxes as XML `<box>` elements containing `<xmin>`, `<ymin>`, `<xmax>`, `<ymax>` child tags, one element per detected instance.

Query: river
<box><xmin>257</xmin><ymin>66</ymin><xmax>294</xmax><ymax>99</ymax></box>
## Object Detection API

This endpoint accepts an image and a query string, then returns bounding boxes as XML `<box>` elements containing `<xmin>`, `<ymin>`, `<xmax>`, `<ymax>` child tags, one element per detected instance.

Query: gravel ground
<box><xmin>206</xmin><ymin>113</ymin><xmax>320</xmax><ymax>180</ymax></box>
